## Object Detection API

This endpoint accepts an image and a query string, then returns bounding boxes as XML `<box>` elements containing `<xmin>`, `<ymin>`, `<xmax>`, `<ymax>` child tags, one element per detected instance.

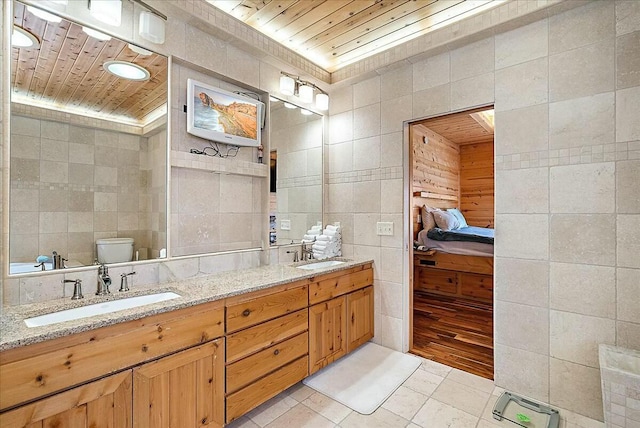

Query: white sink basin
<box><xmin>296</xmin><ymin>260</ymin><xmax>346</xmax><ymax>270</ymax></box>
<box><xmin>24</xmin><ymin>292</ymin><xmax>181</xmax><ymax>328</ymax></box>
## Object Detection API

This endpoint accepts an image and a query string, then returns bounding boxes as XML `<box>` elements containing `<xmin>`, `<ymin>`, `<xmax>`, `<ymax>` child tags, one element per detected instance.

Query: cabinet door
<box><xmin>309</xmin><ymin>296</ymin><xmax>347</xmax><ymax>374</ymax></box>
<box><xmin>347</xmin><ymin>286</ymin><xmax>374</xmax><ymax>352</ymax></box>
<box><xmin>133</xmin><ymin>339</ymin><xmax>224</xmax><ymax>428</ymax></box>
<box><xmin>0</xmin><ymin>371</ymin><xmax>132</xmax><ymax>428</ymax></box>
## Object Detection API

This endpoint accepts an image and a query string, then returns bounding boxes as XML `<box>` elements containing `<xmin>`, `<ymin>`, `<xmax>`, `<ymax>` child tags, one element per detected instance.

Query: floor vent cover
<box><xmin>492</xmin><ymin>392</ymin><xmax>560</xmax><ymax>428</ymax></box>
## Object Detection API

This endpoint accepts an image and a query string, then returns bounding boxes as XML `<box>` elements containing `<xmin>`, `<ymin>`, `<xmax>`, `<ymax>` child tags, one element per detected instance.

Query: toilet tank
<box><xmin>96</xmin><ymin>238</ymin><xmax>134</xmax><ymax>264</ymax></box>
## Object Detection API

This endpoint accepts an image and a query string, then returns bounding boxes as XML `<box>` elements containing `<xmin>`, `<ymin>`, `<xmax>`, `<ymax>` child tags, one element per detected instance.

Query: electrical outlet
<box><xmin>376</xmin><ymin>222</ymin><xmax>393</xmax><ymax>236</ymax></box>
<box><xmin>281</xmin><ymin>219</ymin><xmax>291</xmax><ymax>230</ymax></box>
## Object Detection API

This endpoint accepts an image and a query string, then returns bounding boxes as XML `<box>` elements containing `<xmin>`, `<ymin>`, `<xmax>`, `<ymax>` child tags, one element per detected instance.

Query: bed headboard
<box><xmin>412</xmin><ymin>191</ymin><xmax>458</xmax><ymax>241</ymax></box>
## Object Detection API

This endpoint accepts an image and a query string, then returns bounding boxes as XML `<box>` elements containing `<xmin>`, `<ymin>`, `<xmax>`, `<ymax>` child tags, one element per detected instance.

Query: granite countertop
<box><xmin>0</xmin><ymin>258</ymin><xmax>373</xmax><ymax>351</ymax></box>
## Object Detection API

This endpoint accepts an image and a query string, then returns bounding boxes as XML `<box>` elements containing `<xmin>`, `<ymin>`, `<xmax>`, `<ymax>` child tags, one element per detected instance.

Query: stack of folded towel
<box><xmin>312</xmin><ymin>225</ymin><xmax>342</xmax><ymax>260</ymax></box>
<box><xmin>302</xmin><ymin>225</ymin><xmax>322</xmax><ymax>243</ymax></box>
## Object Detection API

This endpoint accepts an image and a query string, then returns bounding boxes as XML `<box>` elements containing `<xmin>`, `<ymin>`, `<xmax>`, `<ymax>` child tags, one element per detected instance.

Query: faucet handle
<box><xmin>64</xmin><ymin>279</ymin><xmax>84</xmax><ymax>300</ymax></box>
<box><xmin>119</xmin><ymin>271</ymin><xmax>136</xmax><ymax>292</ymax></box>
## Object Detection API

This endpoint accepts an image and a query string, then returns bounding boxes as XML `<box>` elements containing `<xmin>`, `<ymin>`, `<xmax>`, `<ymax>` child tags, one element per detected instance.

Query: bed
<box><xmin>413</xmin><ymin>206</ymin><xmax>494</xmax><ymax>302</ymax></box>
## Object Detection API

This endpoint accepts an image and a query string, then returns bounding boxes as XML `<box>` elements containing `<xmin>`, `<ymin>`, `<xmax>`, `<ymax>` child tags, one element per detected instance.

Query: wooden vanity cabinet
<box><xmin>0</xmin><ymin>370</ymin><xmax>133</xmax><ymax>428</ymax></box>
<box><xmin>224</xmin><ymin>282</ymin><xmax>310</xmax><ymax>424</ymax></box>
<box><xmin>308</xmin><ymin>264</ymin><xmax>374</xmax><ymax>374</ymax></box>
<box><xmin>133</xmin><ymin>339</ymin><xmax>225</xmax><ymax>428</ymax></box>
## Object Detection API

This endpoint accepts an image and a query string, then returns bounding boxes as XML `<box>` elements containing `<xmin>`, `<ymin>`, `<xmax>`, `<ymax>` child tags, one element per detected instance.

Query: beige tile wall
<box><xmin>169</xmin><ymin>62</ymin><xmax>264</xmax><ymax>256</ymax></box>
<box><xmin>327</xmin><ymin>0</ymin><xmax>639</xmax><ymax>422</ymax></box>
<box><xmin>9</xmin><ymin>116</ymin><xmax>156</xmax><ymax>265</ymax></box>
<box><xmin>270</xmin><ymin>105</ymin><xmax>322</xmax><ymax>243</ymax></box>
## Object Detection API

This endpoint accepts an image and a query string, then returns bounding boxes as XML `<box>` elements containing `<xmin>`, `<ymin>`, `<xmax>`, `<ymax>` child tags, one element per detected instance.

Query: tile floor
<box><xmin>227</xmin><ymin>356</ymin><xmax>605</xmax><ymax>428</ymax></box>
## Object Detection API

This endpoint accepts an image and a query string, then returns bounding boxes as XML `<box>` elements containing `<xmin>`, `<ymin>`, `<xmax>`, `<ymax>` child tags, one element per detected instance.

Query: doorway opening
<box><xmin>408</xmin><ymin>106</ymin><xmax>495</xmax><ymax>379</ymax></box>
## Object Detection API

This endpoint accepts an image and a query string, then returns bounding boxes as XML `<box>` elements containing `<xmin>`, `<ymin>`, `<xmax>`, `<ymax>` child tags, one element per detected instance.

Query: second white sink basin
<box><xmin>24</xmin><ymin>292</ymin><xmax>181</xmax><ymax>328</ymax></box>
<box><xmin>296</xmin><ymin>260</ymin><xmax>346</xmax><ymax>270</ymax></box>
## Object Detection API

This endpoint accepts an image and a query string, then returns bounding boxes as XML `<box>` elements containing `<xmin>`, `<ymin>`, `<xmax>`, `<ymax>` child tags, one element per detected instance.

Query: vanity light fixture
<box><xmin>104</xmin><ymin>60</ymin><xmax>150</xmax><ymax>81</ymax></box>
<box><xmin>279</xmin><ymin>74</ymin><xmax>295</xmax><ymax>96</ymax></box>
<box><xmin>12</xmin><ymin>26</ymin><xmax>40</xmax><ymax>48</ymax></box>
<box><xmin>300</xmin><ymin>109</ymin><xmax>313</xmax><ymax>116</ymax></box>
<box><xmin>27</xmin><ymin>6</ymin><xmax>62</xmax><ymax>23</ymax></box>
<box><xmin>139</xmin><ymin>10</ymin><xmax>165</xmax><ymax>44</ymax></box>
<box><xmin>82</xmin><ymin>26</ymin><xmax>111</xmax><ymax>41</ymax></box>
<box><xmin>315</xmin><ymin>92</ymin><xmax>329</xmax><ymax>111</ymax></box>
<box><xmin>279</xmin><ymin>72</ymin><xmax>329</xmax><ymax>111</ymax></box>
<box><xmin>283</xmin><ymin>102</ymin><xmax>297</xmax><ymax>109</ymax></box>
<box><xmin>89</xmin><ymin>0</ymin><xmax>122</xmax><ymax>27</ymax></box>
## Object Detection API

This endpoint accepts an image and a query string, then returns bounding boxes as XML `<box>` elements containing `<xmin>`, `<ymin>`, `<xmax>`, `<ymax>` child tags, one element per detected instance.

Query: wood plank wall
<box><xmin>460</xmin><ymin>142</ymin><xmax>494</xmax><ymax>228</ymax></box>
<box><xmin>411</xmin><ymin>124</ymin><xmax>460</xmax><ymax>240</ymax></box>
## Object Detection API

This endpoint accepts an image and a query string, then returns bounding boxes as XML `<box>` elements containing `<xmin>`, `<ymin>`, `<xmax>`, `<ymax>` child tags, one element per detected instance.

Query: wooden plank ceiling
<box><xmin>414</xmin><ymin>106</ymin><xmax>494</xmax><ymax>146</ymax></box>
<box><xmin>207</xmin><ymin>0</ymin><xmax>503</xmax><ymax>72</ymax></box>
<box><xmin>11</xmin><ymin>2</ymin><xmax>167</xmax><ymax>126</ymax></box>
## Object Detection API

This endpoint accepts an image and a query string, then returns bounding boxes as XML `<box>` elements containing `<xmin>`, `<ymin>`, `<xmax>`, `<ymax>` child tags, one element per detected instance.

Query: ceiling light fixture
<box><xmin>12</xmin><ymin>26</ymin><xmax>40</xmax><ymax>48</ymax></box>
<box><xmin>82</xmin><ymin>26</ymin><xmax>111</xmax><ymax>41</ymax></box>
<box><xmin>104</xmin><ymin>60</ymin><xmax>150</xmax><ymax>81</ymax></box>
<box><xmin>279</xmin><ymin>72</ymin><xmax>329</xmax><ymax>111</ymax></box>
<box><xmin>27</xmin><ymin>6</ymin><xmax>62</xmax><ymax>23</ymax></box>
<box><xmin>89</xmin><ymin>0</ymin><xmax>122</xmax><ymax>26</ymax></box>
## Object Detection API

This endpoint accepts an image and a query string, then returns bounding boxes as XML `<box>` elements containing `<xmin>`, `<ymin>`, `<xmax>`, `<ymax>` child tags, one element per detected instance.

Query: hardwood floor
<box><xmin>411</xmin><ymin>290</ymin><xmax>494</xmax><ymax>380</ymax></box>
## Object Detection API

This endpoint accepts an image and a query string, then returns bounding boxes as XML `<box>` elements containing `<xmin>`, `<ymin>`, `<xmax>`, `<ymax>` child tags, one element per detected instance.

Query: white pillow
<box><xmin>447</xmin><ymin>208</ymin><xmax>468</xmax><ymax>228</ymax></box>
<box><xmin>432</xmin><ymin>210</ymin><xmax>460</xmax><ymax>231</ymax></box>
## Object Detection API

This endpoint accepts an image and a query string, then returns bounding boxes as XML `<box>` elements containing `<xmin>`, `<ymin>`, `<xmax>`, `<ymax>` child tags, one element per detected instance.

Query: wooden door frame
<box><xmin>403</xmin><ymin>103</ymin><xmax>495</xmax><ymax>355</ymax></box>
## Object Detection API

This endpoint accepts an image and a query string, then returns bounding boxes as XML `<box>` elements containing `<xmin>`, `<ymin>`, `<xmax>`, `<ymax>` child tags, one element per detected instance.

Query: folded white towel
<box><xmin>325</xmin><ymin>225</ymin><xmax>340</xmax><ymax>232</ymax></box>
<box><xmin>310</xmin><ymin>225</ymin><xmax>322</xmax><ymax>231</ymax></box>
<box><xmin>316</xmin><ymin>235</ymin><xmax>330</xmax><ymax>242</ymax></box>
<box><xmin>312</xmin><ymin>243</ymin><xmax>328</xmax><ymax>251</ymax></box>
<box><xmin>303</xmin><ymin>234</ymin><xmax>317</xmax><ymax>241</ymax></box>
<box><xmin>301</xmin><ymin>239</ymin><xmax>315</xmax><ymax>244</ymax></box>
<box><xmin>306</xmin><ymin>230</ymin><xmax>321</xmax><ymax>235</ymax></box>
<box><xmin>323</xmin><ymin>230</ymin><xmax>341</xmax><ymax>237</ymax></box>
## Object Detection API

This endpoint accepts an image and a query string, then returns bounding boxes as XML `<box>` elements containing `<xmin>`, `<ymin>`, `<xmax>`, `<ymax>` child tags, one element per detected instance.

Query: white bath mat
<box><xmin>302</xmin><ymin>342</ymin><xmax>421</xmax><ymax>415</ymax></box>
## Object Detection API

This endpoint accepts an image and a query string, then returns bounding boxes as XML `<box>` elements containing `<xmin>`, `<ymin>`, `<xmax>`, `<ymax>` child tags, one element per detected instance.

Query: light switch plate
<box><xmin>376</xmin><ymin>222</ymin><xmax>393</xmax><ymax>236</ymax></box>
<box><xmin>281</xmin><ymin>219</ymin><xmax>291</xmax><ymax>230</ymax></box>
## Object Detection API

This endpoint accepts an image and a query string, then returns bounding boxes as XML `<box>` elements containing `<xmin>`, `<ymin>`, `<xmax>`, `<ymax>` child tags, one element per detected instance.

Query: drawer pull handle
<box><xmin>274</xmin><ymin>349</ymin><xmax>280</xmax><ymax>356</ymax></box>
<box><xmin>242</xmin><ymin>309</ymin><xmax>251</xmax><ymax>317</ymax></box>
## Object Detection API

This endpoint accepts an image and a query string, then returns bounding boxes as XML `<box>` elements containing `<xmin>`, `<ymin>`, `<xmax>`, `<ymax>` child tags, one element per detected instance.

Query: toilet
<box><xmin>96</xmin><ymin>238</ymin><xmax>134</xmax><ymax>264</ymax></box>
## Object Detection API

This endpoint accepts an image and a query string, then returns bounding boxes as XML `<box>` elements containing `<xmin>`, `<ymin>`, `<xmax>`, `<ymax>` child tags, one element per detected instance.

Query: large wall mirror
<box><xmin>8</xmin><ymin>1</ymin><xmax>168</xmax><ymax>274</ymax></box>
<box><xmin>269</xmin><ymin>98</ymin><xmax>323</xmax><ymax>245</ymax></box>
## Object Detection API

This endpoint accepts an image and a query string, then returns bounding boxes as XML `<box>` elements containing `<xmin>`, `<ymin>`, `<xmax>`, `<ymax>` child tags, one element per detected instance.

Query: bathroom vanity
<box><xmin>0</xmin><ymin>260</ymin><xmax>373</xmax><ymax>427</ymax></box>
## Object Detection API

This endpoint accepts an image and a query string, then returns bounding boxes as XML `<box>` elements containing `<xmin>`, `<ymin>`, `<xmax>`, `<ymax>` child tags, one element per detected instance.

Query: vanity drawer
<box><xmin>309</xmin><ymin>265</ymin><xmax>373</xmax><ymax>305</ymax></box>
<box><xmin>226</xmin><ymin>356</ymin><xmax>309</xmax><ymax>423</ymax></box>
<box><xmin>0</xmin><ymin>301</ymin><xmax>224</xmax><ymax>411</ymax></box>
<box><xmin>226</xmin><ymin>283</ymin><xmax>308</xmax><ymax>333</ymax></box>
<box><xmin>226</xmin><ymin>309</ymin><xmax>308</xmax><ymax>363</ymax></box>
<box><xmin>226</xmin><ymin>332</ymin><xmax>308</xmax><ymax>394</ymax></box>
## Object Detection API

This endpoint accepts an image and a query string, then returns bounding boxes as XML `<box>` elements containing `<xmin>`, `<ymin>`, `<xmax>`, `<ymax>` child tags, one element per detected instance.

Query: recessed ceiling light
<box><xmin>128</xmin><ymin>43</ymin><xmax>152</xmax><ymax>56</ymax></box>
<box><xmin>104</xmin><ymin>60</ymin><xmax>150</xmax><ymax>81</ymax></box>
<box><xmin>27</xmin><ymin>6</ymin><xmax>62</xmax><ymax>23</ymax></box>
<box><xmin>283</xmin><ymin>102</ymin><xmax>297</xmax><ymax>109</ymax></box>
<box><xmin>12</xmin><ymin>26</ymin><xmax>40</xmax><ymax>48</ymax></box>
<box><xmin>82</xmin><ymin>26</ymin><xmax>111</xmax><ymax>41</ymax></box>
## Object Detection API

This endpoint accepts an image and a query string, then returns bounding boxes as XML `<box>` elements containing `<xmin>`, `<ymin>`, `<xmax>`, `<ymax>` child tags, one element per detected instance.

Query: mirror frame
<box><xmin>3</xmin><ymin>0</ymin><xmax>171</xmax><ymax>277</ymax></box>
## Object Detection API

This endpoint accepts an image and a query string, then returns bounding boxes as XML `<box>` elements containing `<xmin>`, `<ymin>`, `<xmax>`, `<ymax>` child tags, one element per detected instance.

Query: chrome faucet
<box><xmin>52</xmin><ymin>251</ymin><xmax>67</xmax><ymax>270</ymax></box>
<box><xmin>64</xmin><ymin>279</ymin><xmax>84</xmax><ymax>300</ymax></box>
<box><xmin>96</xmin><ymin>264</ymin><xmax>111</xmax><ymax>296</ymax></box>
<box><xmin>301</xmin><ymin>243</ymin><xmax>314</xmax><ymax>261</ymax></box>
<box><xmin>119</xmin><ymin>271</ymin><xmax>136</xmax><ymax>292</ymax></box>
<box><xmin>286</xmin><ymin>250</ymin><xmax>299</xmax><ymax>262</ymax></box>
